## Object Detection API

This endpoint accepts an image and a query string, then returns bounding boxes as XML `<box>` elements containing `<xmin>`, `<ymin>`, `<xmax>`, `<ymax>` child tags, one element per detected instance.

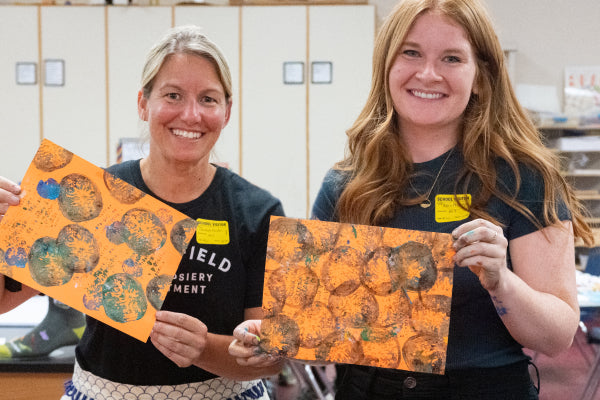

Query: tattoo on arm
<box><xmin>492</xmin><ymin>296</ymin><xmax>508</xmax><ymax>316</ymax></box>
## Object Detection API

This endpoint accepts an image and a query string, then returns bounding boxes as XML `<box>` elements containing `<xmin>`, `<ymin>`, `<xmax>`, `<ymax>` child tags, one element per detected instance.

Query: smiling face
<box><xmin>138</xmin><ymin>52</ymin><xmax>231</xmax><ymax>168</ymax></box>
<box><xmin>389</xmin><ymin>10</ymin><xmax>478</xmax><ymax>140</ymax></box>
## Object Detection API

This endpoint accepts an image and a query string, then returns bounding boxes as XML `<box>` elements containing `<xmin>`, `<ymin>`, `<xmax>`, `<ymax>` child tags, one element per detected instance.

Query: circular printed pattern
<box><xmin>267</xmin><ymin>218</ymin><xmax>314</xmax><ymax>264</ymax></box>
<box><xmin>121</xmin><ymin>209</ymin><xmax>167</xmax><ymax>255</ymax></box>
<box><xmin>293</xmin><ymin>301</ymin><xmax>336</xmax><ymax>348</ymax></box>
<box><xmin>102</xmin><ymin>273</ymin><xmax>147</xmax><ymax>323</ymax></box>
<box><xmin>392</xmin><ymin>241</ymin><xmax>437</xmax><ymax>292</ymax></box>
<box><xmin>315</xmin><ymin>330</ymin><xmax>363</xmax><ymax>364</ymax></box>
<box><xmin>28</xmin><ymin>237</ymin><xmax>73</xmax><ymax>286</ymax></box>
<box><xmin>259</xmin><ymin>314</ymin><xmax>301</xmax><ymax>357</ymax></box>
<box><xmin>170</xmin><ymin>218</ymin><xmax>198</xmax><ymax>255</ymax></box>
<box><xmin>58</xmin><ymin>174</ymin><xmax>103</xmax><ymax>222</ymax></box>
<box><xmin>321</xmin><ymin>246</ymin><xmax>363</xmax><ymax>297</ymax></box>
<box><xmin>146</xmin><ymin>274</ymin><xmax>174</xmax><ymax>310</ymax></box>
<box><xmin>328</xmin><ymin>285</ymin><xmax>379</xmax><ymax>328</ymax></box>
<box><xmin>402</xmin><ymin>334</ymin><xmax>446</xmax><ymax>374</ymax></box>
<box><xmin>57</xmin><ymin>224</ymin><xmax>100</xmax><ymax>273</ymax></box>
<box><xmin>33</xmin><ymin>141</ymin><xmax>73</xmax><ymax>172</ymax></box>
<box><xmin>103</xmin><ymin>170</ymin><xmax>146</xmax><ymax>204</ymax></box>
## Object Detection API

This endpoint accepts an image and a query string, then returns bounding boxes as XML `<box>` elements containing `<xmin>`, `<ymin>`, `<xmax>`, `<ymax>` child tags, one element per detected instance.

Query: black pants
<box><xmin>335</xmin><ymin>361</ymin><xmax>539</xmax><ymax>400</ymax></box>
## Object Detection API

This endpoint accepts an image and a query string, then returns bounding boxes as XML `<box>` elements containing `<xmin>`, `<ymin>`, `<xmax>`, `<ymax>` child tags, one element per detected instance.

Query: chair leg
<box><xmin>579</xmin><ymin>348</ymin><xmax>600</xmax><ymax>400</ymax></box>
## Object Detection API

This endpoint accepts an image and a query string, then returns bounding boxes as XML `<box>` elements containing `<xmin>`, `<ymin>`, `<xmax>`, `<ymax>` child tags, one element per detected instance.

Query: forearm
<box><xmin>194</xmin><ymin>332</ymin><xmax>281</xmax><ymax>380</ymax></box>
<box><xmin>0</xmin><ymin>275</ymin><xmax>39</xmax><ymax>314</ymax></box>
<box><xmin>489</xmin><ymin>269</ymin><xmax>579</xmax><ymax>356</ymax></box>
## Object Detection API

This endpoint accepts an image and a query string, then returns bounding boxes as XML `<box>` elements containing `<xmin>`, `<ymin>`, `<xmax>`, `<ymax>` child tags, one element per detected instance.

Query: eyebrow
<box><xmin>401</xmin><ymin>41</ymin><xmax>471</xmax><ymax>55</ymax></box>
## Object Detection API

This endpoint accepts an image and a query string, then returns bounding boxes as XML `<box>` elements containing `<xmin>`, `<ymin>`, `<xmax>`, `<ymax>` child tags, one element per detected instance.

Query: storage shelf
<box><xmin>562</xmin><ymin>169</ymin><xmax>600</xmax><ymax>177</ymax></box>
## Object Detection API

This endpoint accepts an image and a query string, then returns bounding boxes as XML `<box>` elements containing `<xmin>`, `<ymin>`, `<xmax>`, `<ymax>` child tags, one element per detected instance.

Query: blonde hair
<box><xmin>140</xmin><ymin>25</ymin><xmax>232</xmax><ymax>103</ymax></box>
<box><xmin>336</xmin><ymin>0</ymin><xmax>592</xmax><ymax>244</ymax></box>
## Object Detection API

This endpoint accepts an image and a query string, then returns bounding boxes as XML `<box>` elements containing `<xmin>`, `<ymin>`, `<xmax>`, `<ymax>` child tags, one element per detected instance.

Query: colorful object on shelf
<box><xmin>0</xmin><ymin>139</ymin><xmax>197</xmax><ymax>342</ymax></box>
<box><xmin>260</xmin><ymin>216</ymin><xmax>455</xmax><ymax>374</ymax></box>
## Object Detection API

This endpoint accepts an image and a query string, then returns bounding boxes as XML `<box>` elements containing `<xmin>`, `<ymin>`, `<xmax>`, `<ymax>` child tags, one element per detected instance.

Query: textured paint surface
<box><xmin>0</xmin><ymin>139</ymin><xmax>197</xmax><ymax>342</ymax></box>
<box><xmin>261</xmin><ymin>217</ymin><xmax>454</xmax><ymax>374</ymax></box>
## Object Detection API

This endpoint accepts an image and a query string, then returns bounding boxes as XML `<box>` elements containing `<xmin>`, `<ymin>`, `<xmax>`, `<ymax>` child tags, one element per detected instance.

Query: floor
<box><xmin>268</xmin><ymin>327</ymin><xmax>600</xmax><ymax>400</ymax></box>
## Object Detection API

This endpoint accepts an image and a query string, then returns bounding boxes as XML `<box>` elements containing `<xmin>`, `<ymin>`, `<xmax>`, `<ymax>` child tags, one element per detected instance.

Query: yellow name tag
<box><xmin>196</xmin><ymin>218</ymin><xmax>230</xmax><ymax>245</ymax></box>
<box><xmin>435</xmin><ymin>194</ymin><xmax>471</xmax><ymax>223</ymax></box>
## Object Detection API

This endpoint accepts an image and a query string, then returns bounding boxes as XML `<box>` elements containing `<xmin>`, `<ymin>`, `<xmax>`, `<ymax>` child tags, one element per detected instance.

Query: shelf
<box><xmin>577</xmin><ymin>193</ymin><xmax>600</xmax><ymax>201</ymax></box>
<box><xmin>538</xmin><ymin>124</ymin><xmax>600</xmax><ymax>131</ymax></box>
<box><xmin>575</xmin><ymin>228</ymin><xmax>600</xmax><ymax>248</ymax></box>
<box><xmin>562</xmin><ymin>169</ymin><xmax>600</xmax><ymax>177</ymax></box>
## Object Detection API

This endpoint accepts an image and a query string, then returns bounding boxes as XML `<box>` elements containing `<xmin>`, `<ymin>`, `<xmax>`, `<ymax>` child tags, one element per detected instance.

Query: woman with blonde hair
<box><xmin>0</xmin><ymin>25</ymin><xmax>282</xmax><ymax>399</ymax></box>
<box><xmin>230</xmin><ymin>0</ymin><xmax>592</xmax><ymax>398</ymax></box>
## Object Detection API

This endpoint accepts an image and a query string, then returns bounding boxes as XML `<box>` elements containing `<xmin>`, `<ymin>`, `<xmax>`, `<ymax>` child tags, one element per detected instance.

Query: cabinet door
<box><xmin>0</xmin><ymin>6</ymin><xmax>40</xmax><ymax>183</ymax></box>
<box><xmin>41</xmin><ymin>6</ymin><xmax>107</xmax><ymax>167</ymax></box>
<box><xmin>107</xmin><ymin>7</ymin><xmax>172</xmax><ymax>166</ymax></box>
<box><xmin>308</xmin><ymin>5</ymin><xmax>374</xmax><ymax>212</ymax></box>
<box><xmin>175</xmin><ymin>6</ymin><xmax>241</xmax><ymax>173</ymax></box>
<box><xmin>241</xmin><ymin>6</ymin><xmax>308</xmax><ymax>218</ymax></box>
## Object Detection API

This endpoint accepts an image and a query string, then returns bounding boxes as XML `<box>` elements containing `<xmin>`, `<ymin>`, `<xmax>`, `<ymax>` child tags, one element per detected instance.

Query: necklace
<box><xmin>409</xmin><ymin>148</ymin><xmax>454</xmax><ymax>208</ymax></box>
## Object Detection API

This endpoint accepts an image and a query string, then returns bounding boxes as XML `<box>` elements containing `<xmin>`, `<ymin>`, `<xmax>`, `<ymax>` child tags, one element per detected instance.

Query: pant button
<box><xmin>403</xmin><ymin>376</ymin><xmax>417</xmax><ymax>389</ymax></box>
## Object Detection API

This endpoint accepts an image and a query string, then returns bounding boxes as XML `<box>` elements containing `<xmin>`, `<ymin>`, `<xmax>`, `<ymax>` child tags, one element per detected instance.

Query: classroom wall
<box><xmin>371</xmin><ymin>0</ymin><xmax>600</xmax><ymax>109</ymax></box>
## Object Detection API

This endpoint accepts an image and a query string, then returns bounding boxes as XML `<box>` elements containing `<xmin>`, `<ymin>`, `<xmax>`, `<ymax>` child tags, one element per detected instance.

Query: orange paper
<box><xmin>261</xmin><ymin>216</ymin><xmax>455</xmax><ymax>374</ymax></box>
<box><xmin>0</xmin><ymin>140</ymin><xmax>197</xmax><ymax>342</ymax></box>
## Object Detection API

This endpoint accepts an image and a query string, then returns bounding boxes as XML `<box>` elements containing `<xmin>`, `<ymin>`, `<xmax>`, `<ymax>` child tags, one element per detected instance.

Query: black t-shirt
<box><xmin>312</xmin><ymin>148</ymin><xmax>570</xmax><ymax>371</ymax></box>
<box><xmin>75</xmin><ymin>160</ymin><xmax>284</xmax><ymax>385</ymax></box>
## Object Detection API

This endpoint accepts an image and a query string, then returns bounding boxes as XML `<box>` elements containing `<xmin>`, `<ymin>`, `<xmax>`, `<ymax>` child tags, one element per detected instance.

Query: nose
<box><xmin>416</xmin><ymin>61</ymin><xmax>442</xmax><ymax>82</ymax></box>
<box><xmin>181</xmin><ymin>99</ymin><xmax>202</xmax><ymax>122</ymax></box>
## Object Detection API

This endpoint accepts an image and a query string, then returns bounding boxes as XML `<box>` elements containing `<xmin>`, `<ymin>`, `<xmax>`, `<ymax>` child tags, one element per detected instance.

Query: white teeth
<box><xmin>172</xmin><ymin>129</ymin><xmax>201</xmax><ymax>139</ymax></box>
<box><xmin>412</xmin><ymin>90</ymin><xmax>443</xmax><ymax>99</ymax></box>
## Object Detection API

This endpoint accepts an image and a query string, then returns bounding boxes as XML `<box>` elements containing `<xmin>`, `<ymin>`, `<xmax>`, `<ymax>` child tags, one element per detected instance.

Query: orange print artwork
<box><xmin>260</xmin><ymin>216</ymin><xmax>455</xmax><ymax>374</ymax></box>
<box><xmin>0</xmin><ymin>140</ymin><xmax>197</xmax><ymax>342</ymax></box>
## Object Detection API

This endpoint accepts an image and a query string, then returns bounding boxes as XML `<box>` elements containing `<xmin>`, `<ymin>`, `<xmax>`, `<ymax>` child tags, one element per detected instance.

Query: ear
<box><xmin>138</xmin><ymin>90</ymin><xmax>148</xmax><ymax>121</ymax></box>
<box><xmin>222</xmin><ymin>99</ymin><xmax>232</xmax><ymax>129</ymax></box>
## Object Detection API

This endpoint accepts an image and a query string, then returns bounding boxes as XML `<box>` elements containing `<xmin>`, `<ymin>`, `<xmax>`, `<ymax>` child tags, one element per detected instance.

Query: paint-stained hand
<box><xmin>0</xmin><ymin>177</ymin><xmax>22</xmax><ymax>223</ymax></box>
<box><xmin>229</xmin><ymin>319</ymin><xmax>281</xmax><ymax>367</ymax></box>
<box><xmin>452</xmin><ymin>218</ymin><xmax>508</xmax><ymax>292</ymax></box>
<box><xmin>150</xmin><ymin>311</ymin><xmax>208</xmax><ymax>368</ymax></box>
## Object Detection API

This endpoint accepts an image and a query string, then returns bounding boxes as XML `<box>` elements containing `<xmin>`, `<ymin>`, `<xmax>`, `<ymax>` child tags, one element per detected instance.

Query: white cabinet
<box><xmin>0</xmin><ymin>6</ymin><xmax>40</xmax><ymax>183</ymax></box>
<box><xmin>107</xmin><ymin>6</ymin><xmax>172</xmax><ymax>166</ymax></box>
<box><xmin>0</xmin><ymin>4</ymin><xmax>374</xmax><ymax>213</ymax></box>
<box><xmin>241</xmin><ymin>6</ymin><xmax>307</xmax><ymax>218</ymax></box>
<box><xmin>308</xmin><ymin>5</ymin><xmax>374</xmax><ymax>212</ymax></box>
<box><xmin>175</xmin><ymin>6</ymin><xmax>241</xmax><ymax>173</ymax></box>
<box><xmin>241</xmin><ymin>5</ymin><xmax>374</xmax><ymax>218</ymax></box>
<box><xmin>41</xmin><ymin>6</ymin><xmax>107</xmax><ymax>167</ymax></box>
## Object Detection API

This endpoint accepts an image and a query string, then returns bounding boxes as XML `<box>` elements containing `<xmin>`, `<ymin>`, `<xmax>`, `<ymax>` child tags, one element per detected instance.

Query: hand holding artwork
<box><xmin>0</xmin><ymin>176</ymin><xmax>22</xmax><ymax>222</ymax></box>
<box><xmin>150</xmin><ymin>310</ymin><xmax>208</xmax><ymax>368</ymax></box>
<box><xmin>229</xmin><ymin>319</ymin><xmax>281</xmax><ymax>368</ymax></box>
<box><xmin>452</xmin><ymin>218</ymin><xmax>508</xmax><ymax>292</ymax></box>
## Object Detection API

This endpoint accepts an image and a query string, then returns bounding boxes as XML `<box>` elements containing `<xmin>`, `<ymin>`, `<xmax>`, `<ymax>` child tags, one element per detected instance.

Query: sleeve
<box><xmin>4</xmin><ymin>276</ymin><xmax>22</xmax><ymax>292</ymax></box>
<box><xmin>310</xmin><ymin>168</ymin><xmax>346</xmax><ymax>222</ymax></box>
<box><xmin>501</xmin><ymin>163</ymin><xmax>570</xmax><ymax>240</ymax></box>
